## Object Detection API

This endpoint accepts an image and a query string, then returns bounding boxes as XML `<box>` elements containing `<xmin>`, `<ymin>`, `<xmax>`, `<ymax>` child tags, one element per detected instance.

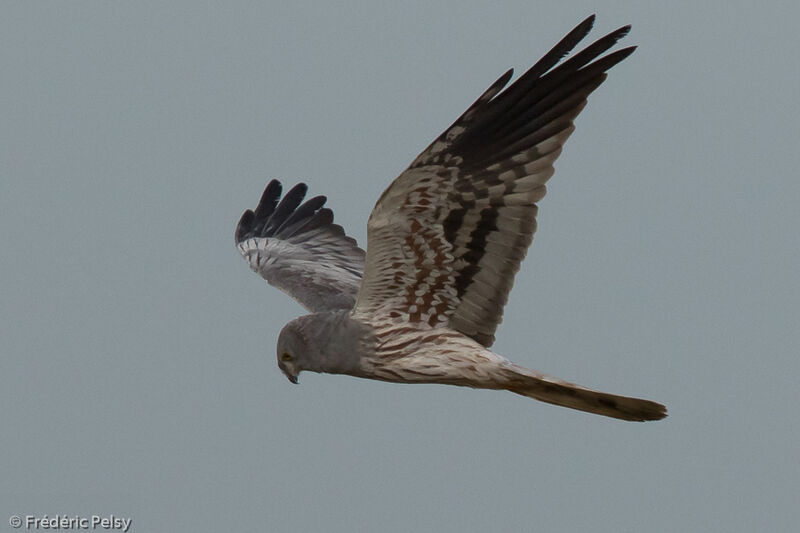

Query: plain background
<box><xmin>2</xmin><ymin>1</ymin><xmax>798</xmax><ymax>532</ymax></box>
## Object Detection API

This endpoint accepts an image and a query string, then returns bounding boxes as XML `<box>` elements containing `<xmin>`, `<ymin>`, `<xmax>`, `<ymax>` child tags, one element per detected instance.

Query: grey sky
<box><xmin>2</xmin><ymin>1</ymin><xmax>798</xmax><ymax>532</ymax></box>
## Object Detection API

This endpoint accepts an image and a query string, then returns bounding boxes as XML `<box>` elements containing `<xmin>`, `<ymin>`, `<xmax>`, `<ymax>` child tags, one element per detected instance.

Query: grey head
<box><xmin>276</xmin><ymin>310</ymin><xmax>372</xmax><ymax>383</ymax></box>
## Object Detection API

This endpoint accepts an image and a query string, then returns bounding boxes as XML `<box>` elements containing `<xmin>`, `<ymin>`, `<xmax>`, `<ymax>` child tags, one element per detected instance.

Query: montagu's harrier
<box><xmin>236</xmin><ymin>15</ymin><xmax>666</xmax><ymax>421</ymax></box>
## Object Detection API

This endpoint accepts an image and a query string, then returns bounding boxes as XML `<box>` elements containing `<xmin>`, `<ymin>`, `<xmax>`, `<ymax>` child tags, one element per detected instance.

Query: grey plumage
<box><xmin>277</xmin><ymin>311</ymin><xmax>372</xmax><ymax>380</ymax></box>
<box><xmin>237</xmin><ymin>15</ymin><xmax>666</xmax><ymax>422</ymax></box>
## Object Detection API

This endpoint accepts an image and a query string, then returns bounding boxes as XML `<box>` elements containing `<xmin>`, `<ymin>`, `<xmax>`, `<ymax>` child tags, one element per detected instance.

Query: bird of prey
<box><xmin>236</xmin><ymin>15</ymin><xmax>666</xmax><ymax>421</ymax></box>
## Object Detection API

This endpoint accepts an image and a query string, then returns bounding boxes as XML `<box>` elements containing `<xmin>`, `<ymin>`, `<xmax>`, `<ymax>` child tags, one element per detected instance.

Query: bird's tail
<box><xmin>498</xmin><ymin>363</ymin><xmax>667</xmax><ymax>422</ymax></box>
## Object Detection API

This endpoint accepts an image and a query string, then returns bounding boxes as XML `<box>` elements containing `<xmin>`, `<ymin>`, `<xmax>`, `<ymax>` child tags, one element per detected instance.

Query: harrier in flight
<box><xmin>236</xmin><ymin>16</ymin><xmax>666</xmax><ymax>421</ymax></box>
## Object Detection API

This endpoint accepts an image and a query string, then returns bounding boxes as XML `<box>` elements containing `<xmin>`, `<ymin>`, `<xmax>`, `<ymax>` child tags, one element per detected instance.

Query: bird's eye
<box><xmin>281</xmin><ymin>352</ymin><xmax>292</xmax><ymax>362</ymax></box>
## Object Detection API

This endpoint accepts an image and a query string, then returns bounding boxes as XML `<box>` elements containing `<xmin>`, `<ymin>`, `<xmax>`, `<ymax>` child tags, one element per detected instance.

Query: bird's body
<box><xmin>237</xmin><ymin>15</ymin><xmax>667</xmax><ymax>421</ymax></box>
<box><xmin>278</xmin><ymin>311</ymin><xmax>665</xmax><ymax>421</ymax></box>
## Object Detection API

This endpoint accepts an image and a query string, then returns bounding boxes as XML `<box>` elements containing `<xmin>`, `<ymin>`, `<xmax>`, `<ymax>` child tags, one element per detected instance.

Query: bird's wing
<box><xmin>236</xmin><ymin>180</ymin><xmax>365</xmax><ymax>312</ymax></box>
<box><xmin>353</xmin><ymin>16</ymin><xmax>634</xmax><ymax>346</ymax></box>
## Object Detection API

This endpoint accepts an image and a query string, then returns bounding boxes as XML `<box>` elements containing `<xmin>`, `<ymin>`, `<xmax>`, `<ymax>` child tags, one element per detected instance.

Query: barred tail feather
<box><xmin>500</xmin><ymin>364</ymin><xmax>667</xmax><ymax>422</ymax></box>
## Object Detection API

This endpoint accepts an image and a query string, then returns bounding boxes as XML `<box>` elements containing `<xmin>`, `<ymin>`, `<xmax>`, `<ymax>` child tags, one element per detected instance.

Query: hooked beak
<box><xmin>279</xmin><ymin>363</ymin><xmax>299</xmax><ymax>384</ymax></box>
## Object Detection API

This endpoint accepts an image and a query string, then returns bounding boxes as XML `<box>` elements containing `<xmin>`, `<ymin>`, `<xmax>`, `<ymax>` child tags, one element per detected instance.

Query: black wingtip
<box><xmin>264</xmin><ymin>183</ymin><xmax>309</xmax><ymax>234</ymax></box>
<box><xmin>235</xmin><ymin>209</ymin><xmax>255</xmax><ymax>243</ymax></box>
<box><xmin>570</xmin><ymin>15</ymin><xmax>597</xmax><ymax>47</ymax></box>
<box><xmin>236</xmin><ymin>181</ymin><xmax>341</xmax><ymax>244</ymax></box>
<box><xmin>276</xmin><ymin>194</ymin><xmax>328</xmax><ymax>235</ymax></box>
<box><xmin>252</xmin><ymin>179</ymin><xmax>283</xmax><ymax>221</ymax></box>
<box><xmin>589</xmin><ymin>46</ymin><xmax>637</xmax><ymax>73</ymax></box>
<box><xmin>578</xmin><ymin>14</ymin><xmax>596</xmax><ymax>34</ymax></box>
<box><xmin>265</xmin><ymin>178</ymin><xmax>281</xmax><ymax>191</ymax></box>
<box><xmin>261</xmin><ymin>179</ymin><xmax>283</xmax><ymax>207</ymax></box>
<box><xmin>523</xmin><ymin>14</ymin><xmax>598</xmax><ymax>81</ymax></box>
<box><xmin>615</xmin><ymin>24</ymin><xmax>632</xmax><ymax>41</ymax></box>
<box><xmin>284</xmin><ymin>182</ymin><xmax>308</xmax><ymax>200</ymax></box>
<box><xmin>598</xmin><ymin>25</ymin><xmax>632</xmax><ymax>49</ymax></box>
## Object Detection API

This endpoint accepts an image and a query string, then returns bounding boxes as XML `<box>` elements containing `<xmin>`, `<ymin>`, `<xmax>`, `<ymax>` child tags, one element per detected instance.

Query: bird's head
<box><xmin>276</xmin><ymin>318</ymin><xmax>310</xmax><ymax>384</ymax></box>
<box><xmin>275</xmin><ymin>312</ymin><xmax>369</xmax><ymax>384</ymax></box>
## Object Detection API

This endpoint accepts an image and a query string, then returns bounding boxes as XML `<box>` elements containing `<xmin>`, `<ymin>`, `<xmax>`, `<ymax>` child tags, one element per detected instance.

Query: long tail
<box><xmin>499</xmin><ymin>363</ymin><xmax>667</xmax><ymax>422</ymax></box>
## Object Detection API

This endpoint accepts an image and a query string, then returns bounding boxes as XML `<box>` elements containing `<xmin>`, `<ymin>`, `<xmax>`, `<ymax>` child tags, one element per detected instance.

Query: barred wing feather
<box><xmin>236</xmin><ymin>180</ymin><xmax>365</xmax><ymax>312</ymax></box>
<box><xmin>354</xmin><ymin>16</ymin><xmax>634</xmax><ymax>346</ymax></box>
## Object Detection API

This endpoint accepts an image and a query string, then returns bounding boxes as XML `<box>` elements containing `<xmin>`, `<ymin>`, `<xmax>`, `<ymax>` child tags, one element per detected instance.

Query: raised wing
<box><xmin>236</xmin><ymin>180</ymin><xmax>365</xmax><ymax>312</ymax></box>
<box><xmin>353</xmin><ymin>16</ymin><xmax>634</xmax><ymax>346</ymax></box>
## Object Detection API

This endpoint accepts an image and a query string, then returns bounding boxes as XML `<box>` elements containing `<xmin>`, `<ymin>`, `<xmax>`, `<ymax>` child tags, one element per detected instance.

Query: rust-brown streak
<box><xmin>396</xmin><ymin>184</ymin><xmax>458</xmax><ymax>326</ymax></box>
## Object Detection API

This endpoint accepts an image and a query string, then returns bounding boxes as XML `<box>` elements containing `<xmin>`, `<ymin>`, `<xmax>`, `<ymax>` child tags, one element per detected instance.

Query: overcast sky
<box><xmin>2</xmin><ymin>1</ymin><xmax>798</xmax><ymax>532</ymax></box>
